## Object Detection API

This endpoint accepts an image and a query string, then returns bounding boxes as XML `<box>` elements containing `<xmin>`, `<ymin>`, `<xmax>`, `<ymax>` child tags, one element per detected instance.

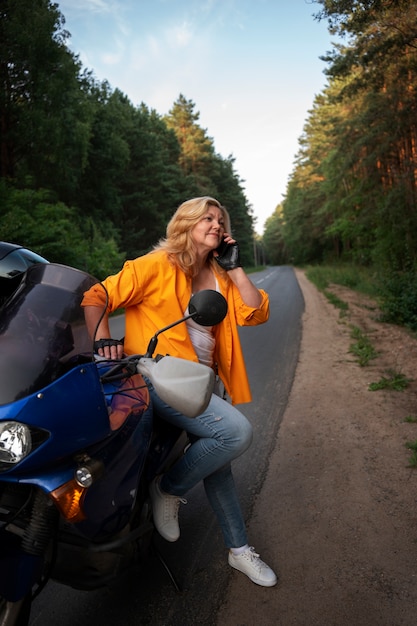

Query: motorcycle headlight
<box><xmin>0</xmin><ymin>421</ymin><xmax>32</xmax><ymax>464</ymax></box>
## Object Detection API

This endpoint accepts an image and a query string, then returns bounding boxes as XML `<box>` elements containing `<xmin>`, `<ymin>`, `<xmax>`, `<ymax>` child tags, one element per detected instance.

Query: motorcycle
<box><xmin>0</xmin><ymin>261</ymin><xmax>227</xmax><ymax>626</ymax></box>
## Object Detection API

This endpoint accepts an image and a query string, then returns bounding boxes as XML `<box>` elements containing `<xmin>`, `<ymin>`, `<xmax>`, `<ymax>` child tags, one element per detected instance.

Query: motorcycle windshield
<box><xmin>0</xmin><ymin>263</ymin><xmax>99</xmax><ymax>405</ymax></box>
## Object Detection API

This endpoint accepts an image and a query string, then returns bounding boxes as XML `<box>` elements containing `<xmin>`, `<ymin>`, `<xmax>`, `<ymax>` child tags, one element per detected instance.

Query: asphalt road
<box><xmin>29</xmin><ymin>265</ymin><xmax>304</xmax><ymax>626</ymax></box>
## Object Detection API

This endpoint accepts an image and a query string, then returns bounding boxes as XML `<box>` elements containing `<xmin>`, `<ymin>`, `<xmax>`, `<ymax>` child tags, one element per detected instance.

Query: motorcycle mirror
<box><xmin>187</xmin><ymin>290</ymin><xmax>228</xmax><ymax>326</ymax></box>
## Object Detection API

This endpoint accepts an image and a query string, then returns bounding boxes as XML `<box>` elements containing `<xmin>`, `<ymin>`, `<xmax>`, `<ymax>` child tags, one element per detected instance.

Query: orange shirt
<box><xmin>82</xmin><ymin>249</ymin><xmax>269</xmax><ymax>405</ymax></box>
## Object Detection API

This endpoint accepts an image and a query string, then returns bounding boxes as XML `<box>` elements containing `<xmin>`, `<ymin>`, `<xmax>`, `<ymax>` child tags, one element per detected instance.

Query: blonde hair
<box><xmin>154</xmin><ymin>196</ymin><xmax>231</xmax><ymax>277</ymax></box>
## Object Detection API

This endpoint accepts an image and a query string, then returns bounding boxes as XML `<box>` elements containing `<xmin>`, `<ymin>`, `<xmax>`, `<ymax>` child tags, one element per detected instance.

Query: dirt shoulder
<box><xmin>217</xmin><ymin>269</ymin><xmax>417</xmax><ymax>626</ymax></box>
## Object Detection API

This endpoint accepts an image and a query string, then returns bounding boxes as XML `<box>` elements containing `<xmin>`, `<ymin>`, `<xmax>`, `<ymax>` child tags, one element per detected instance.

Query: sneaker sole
<box><xmin>229</xmin><ymin>560</ymin><xmax>278</xmax><ymax>587</ymax></box>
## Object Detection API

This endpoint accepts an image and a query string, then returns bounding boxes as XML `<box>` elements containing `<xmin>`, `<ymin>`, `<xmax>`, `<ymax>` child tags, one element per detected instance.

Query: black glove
<box><xmin>214</xmin><ymin>240</ymin><xmax>242</xmax><ymax>271</ymax></box>
<box><xmin>94</xmin><ymin>338</ymin><xmax>124</xmax><ymax>352</ymax></box>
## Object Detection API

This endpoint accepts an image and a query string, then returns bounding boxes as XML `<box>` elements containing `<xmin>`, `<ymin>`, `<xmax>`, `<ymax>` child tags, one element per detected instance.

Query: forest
<box><xmin>263</xmin><ymin>0</ymin><xmax>417</xmax><ymax>327</ymax></box>
<box><xmin>2</xmin><ymin>1</ymin><xmax>417</xmax><ymax>326</ymax></box>
<box><xmin>0</xmin><ymin>0</ymin><xmax>257</xmax><ymax>277</ymax></box>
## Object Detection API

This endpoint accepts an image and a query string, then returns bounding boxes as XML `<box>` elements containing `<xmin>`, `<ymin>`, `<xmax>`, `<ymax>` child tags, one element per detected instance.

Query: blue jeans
<box><xmin>148</xmin><ymin>384</ymin><xmax>253</xmax><ymax>548</ymax></box>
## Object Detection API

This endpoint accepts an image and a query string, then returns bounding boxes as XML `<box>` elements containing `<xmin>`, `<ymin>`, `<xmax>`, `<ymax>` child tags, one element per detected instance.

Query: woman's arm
<box><xmin>227</xmin><ymin>267</ymin><xmax>262</xmax><ymax>308</ymax></box>
<box><xmin>84</xmin><ymin>305</ymin><xmax>124</xmax><ymax>359</ymax></box>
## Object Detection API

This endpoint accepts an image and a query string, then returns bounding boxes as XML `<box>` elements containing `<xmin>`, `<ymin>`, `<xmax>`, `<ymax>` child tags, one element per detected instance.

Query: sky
<box><xmin>56</xmin><ymin>0</ymin><xmax>335</xmax><ymax>233</ymax></box>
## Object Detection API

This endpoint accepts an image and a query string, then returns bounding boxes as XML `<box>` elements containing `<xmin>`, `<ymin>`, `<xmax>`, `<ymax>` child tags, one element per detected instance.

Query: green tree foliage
<box><xmin>263</xmin><ymin>206</ymin><xmax>287</xmax><ymax>265</ymax></box>
<box><xmin>165</xmin><ymin>94</ymin><xmax>216</xmax><ymax>195</ymax></box>
<box><xmin>0</xmin><ymin>0</ymin><xmax>91</xmax><ymax>199</ymax></box>
<box><xmin>78</xmin><ymin>83</ymin><xmax>131</xmax><ymax>223</ymax></box>
<box><xmin>118</xmin><ymin>103</ymin><xmax>187</xmax><ymax>258</ymax></box>
<box><xmin>282</xmin><ymin>0</ymin><xmax>417</xmax><ymax>270</ymax></box>
<box><xmin>0</xmin><ymin>3</ymin><xmax>256</xmax><ymax>277</ymax></box>
<box><xmin>0</xmin><ymin>182</ymin><xmax>124</xmax><ymax>276</ymax></box>
<box><xmin>277</xmin><ymin>0</ymin><xmax>417</xmax><ymax>325</ymax></box>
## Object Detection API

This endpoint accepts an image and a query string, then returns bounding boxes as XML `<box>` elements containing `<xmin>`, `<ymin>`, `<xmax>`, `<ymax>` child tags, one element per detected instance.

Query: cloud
<box><xmin>167</xmin><ymin>21</ymin><xmax>193</xmax><ymax>47</ymax></box>
<box><xmin>59</xmin><ymin>0</ymin><xmax>119</xmax><ymax>15</ymax></box>
<box><xmin>101</xmin><ymin>49</ymin><xmax>124</xmax><ymax>67</ymax></box>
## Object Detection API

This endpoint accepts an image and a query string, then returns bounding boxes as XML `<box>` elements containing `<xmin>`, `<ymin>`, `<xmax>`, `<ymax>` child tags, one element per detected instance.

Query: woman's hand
<box><xmin>214</xmin><ymin>234</ymin><xmax>262</xmax><ymax>308</ymax></box>
<box><xmin>214</xmin><ymin>234</ymin><xmax>242</xmax><ymax>271</ymax></box>
<box><xmin>94</xmin><ymin>338</ymin><xmax>124</xmax><ymax>359</ymax></box>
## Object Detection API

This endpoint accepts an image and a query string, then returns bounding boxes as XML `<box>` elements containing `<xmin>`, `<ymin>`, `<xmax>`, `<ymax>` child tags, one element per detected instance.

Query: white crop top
<box><xmin>185</xmin><ymin>278</ymin><xmax>219</xmax><ymax>367</ymax></box>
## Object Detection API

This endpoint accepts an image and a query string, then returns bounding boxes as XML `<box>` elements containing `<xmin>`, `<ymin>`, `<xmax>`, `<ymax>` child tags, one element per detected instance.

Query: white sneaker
<box><xmin>228</xmin><ymin>547</ymin><xmax>278</xmax><ymax>587</ymax></box>
<box><xmin>149</xmin><ymin>476</ymin><xmax>186</xmax><ymax>542</ymax></box>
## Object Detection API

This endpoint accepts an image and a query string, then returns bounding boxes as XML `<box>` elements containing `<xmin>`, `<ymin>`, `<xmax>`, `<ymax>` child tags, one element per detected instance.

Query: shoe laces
<box><xmin>243</xmin><ymin>547</ymin><xmax>263</xmax><ymax>568</ymax></box>
<box><xmin>247</xmin><ymin>546</ymin><xmax>259</xmax><ymax>557</ymax></box>
<box><xmin>164</xmin><ymin>494</ymin><xmax>187</xmax><ymax>519</ymax></box>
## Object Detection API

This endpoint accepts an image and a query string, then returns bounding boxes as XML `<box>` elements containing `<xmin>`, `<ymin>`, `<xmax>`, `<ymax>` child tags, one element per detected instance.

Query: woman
<box><xmin>82</xmin><ymin>197</ymin><xmax>277</xmax><ymax>587</ymax></box>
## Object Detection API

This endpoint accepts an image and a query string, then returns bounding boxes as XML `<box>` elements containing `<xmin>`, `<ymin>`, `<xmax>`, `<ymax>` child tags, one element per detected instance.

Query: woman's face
<box><xmin>191</xmin><ymin>205</ymin><xmax>226</xmax><ymax>255</ymax></box>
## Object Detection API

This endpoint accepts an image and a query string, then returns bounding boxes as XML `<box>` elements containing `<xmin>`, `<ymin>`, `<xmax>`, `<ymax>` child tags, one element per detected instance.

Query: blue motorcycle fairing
<box><xmin>0</xmin><ymin>371</ymin><xmax>152</xmax><ymax>540</ymax></box>
<box><xmin>14</xmin><ymin>400</ymin><xmax>153</xmax><ymax>540</ymax></box>
<box><xmin>0</xmin><ymin>362</ymin><xmax>111</xmax><ymax>476</ymax></box>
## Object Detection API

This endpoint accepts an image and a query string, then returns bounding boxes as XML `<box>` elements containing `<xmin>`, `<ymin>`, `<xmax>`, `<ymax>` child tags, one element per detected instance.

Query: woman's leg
<box><xmin>203</xmin><ymin>464</ymin><xmax>248</xmax><ymax>548</ymax></box>
<box><xmin>149</xmin><ymin>388</ymin><xmax>253</xmax><ymax>496</ymax></box>
<box><xmin>149</xmin><ymin>385</ymin><xmax>250</xmax><ymax>546</ymax></box>
<box><xmin>148</xmin><ymin>385</ymin><xmax>278</xmax><ymax>586</ymax></box>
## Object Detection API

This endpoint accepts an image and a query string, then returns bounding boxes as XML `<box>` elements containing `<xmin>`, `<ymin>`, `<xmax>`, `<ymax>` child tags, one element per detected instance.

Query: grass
<box><xmin>305</xmin><ymin>264</ymin><xmax>380</xmax><ymax>298</ymax></box>
<box><xmin>349</xmin><ymin>325</ymin><xmax>378</xmax><ymax>366</ymax></box>
<box><xmin>323</xmin><ymin>290</ymin><xmax>349</xmax><ymax>315</ymax></box>
<box><xmin>368</xmin><ymin>370</ymin><xmax>413</xmax><ymax>391</ymax></box>
<box><xmin>405</xmin><ymin>440</ymin><xmax>417</xmax><ymax>468</ymax></box>
<box><xmin>305</xmin><ymin>264</ymin><xmax>380</xmax><ymax>319</ymax></box>
<box><xmin>306</xmin><ymin>266</ymin><xmax>379</xmax><ymax>365</ymax></box>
